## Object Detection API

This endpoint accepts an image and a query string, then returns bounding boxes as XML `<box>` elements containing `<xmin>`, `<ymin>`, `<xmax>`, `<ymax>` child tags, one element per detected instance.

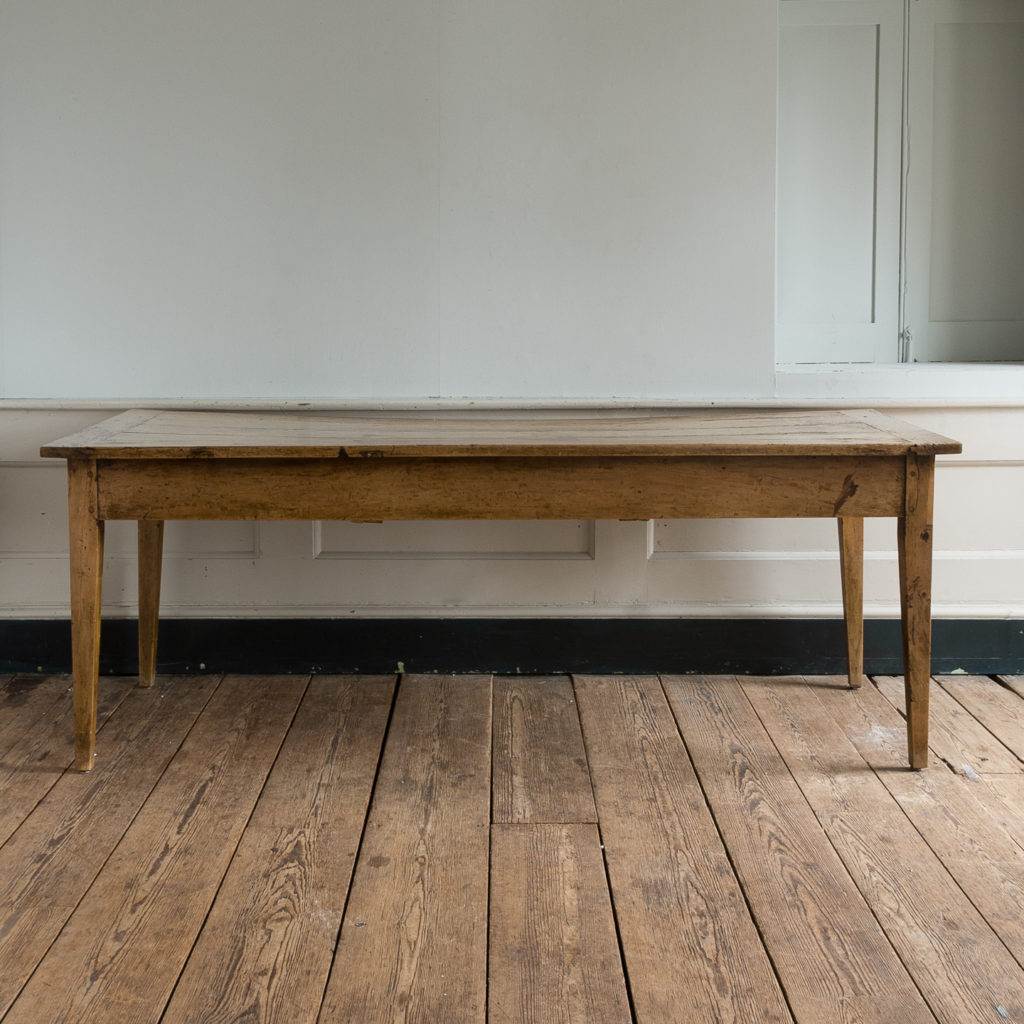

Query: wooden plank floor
<box><xmin>2</xmin><ymin>671</ymin><xmax>1023</xmax><ymax>1023</ymax></box>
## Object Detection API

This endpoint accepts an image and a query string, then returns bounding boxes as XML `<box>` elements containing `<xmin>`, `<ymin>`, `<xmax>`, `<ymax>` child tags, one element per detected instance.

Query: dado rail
<box><xmin>42</xmin><ymin>409</ymin><xmax>961</xmax><ymax>771</ymax></box>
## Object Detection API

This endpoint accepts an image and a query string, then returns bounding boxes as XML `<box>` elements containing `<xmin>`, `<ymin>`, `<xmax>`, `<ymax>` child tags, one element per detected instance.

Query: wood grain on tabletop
<box><xmin>39</xmin><ymin>407</ymin><xmax>962</xmax><ymax>459</ymax></box>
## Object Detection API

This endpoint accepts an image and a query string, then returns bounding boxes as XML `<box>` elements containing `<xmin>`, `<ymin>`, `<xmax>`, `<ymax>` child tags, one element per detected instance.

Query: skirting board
<box><xmin>1</xmin><ymin>618</ymin><xmax>1023</xmax><ymax>676</ymax></box>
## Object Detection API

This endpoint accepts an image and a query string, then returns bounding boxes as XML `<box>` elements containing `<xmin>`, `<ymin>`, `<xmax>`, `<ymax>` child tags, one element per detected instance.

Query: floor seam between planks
<box><xmin>308</xmin><ymin>673</ymin><xmax>400</xmax><ymax>1024</ymax></box>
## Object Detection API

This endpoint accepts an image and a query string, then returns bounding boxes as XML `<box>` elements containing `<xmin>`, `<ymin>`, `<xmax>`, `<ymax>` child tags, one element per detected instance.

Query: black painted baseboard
<box><xmin>2</xmin><ymin>618</ymin><xmax>1023</xmax><ymax>676</ymax></box>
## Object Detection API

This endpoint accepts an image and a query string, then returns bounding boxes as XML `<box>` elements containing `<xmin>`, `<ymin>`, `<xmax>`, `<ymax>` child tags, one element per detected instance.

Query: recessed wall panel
<box><xmin>904</xmin><ymin>0</ymin><xmax>1024</xmax><ymax>361</ymax></box>
<box><xmin>775</xmin><ymin>0</ymin><xmax>904</xmax><ymax>365</ymax></box>
<box><xmin>0</xmin><ymin>466</ymin><xmax>68</xmax><ymax>555</ymax></box>
<box><xmin>929</xmin><ymin>22</ymin><xmax>1024</xmax><ymax>324</ymax></box>
<box><xmin>104</xmin><ymin>521</ymin><xmax>259</xmax><ymax>558</ymax></box>
<box><xmin>315</xmin><ymin>520</ymin><xmax>594</xmax><ymax>559</ymax></box>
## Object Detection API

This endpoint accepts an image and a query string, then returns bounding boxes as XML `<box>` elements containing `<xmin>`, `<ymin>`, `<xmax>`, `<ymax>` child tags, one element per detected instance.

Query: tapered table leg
<box><xmin>68</xmin><ymin>460</ymin><xmax>105</xmax><ymax>772</ymax></box>
<box><xmin>897</xmin><ymin>453</ymin><xmax>936</xmax><ymax>770</ymax></box>
<box><xmin>138</xmin><ymin>520</ymin><xmax>165</xmax><ymax>687</ymax></box>
<box><xmin>837</xmin><ymin>517</ymin><xmax>864</xmax><ymax>688</ymax></box>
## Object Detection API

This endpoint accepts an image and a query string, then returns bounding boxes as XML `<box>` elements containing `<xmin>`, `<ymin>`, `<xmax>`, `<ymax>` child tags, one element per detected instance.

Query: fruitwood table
<box><xmin>42</xmin><ymin>408</ymin><xmax>961</xmax><ymax>771</ymax></box>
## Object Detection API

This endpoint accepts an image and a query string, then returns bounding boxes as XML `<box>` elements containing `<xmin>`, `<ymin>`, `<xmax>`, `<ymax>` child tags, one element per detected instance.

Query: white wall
<box><xmin>2</xmin><ymin>2</ymin><xmax>1022</xmax><ymax>623</ymax></box>
<box><xmin>0</xmin><ymin>0</ymin><xmax>776</xmax><ymax>401</ymax></box>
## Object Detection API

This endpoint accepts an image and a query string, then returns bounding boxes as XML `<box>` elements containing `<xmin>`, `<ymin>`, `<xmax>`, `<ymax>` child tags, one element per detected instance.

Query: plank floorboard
<box><xmin>664</xmin><ymin>675</ymin><xmax>936</xmax><ymax>1023</ymax></box>
<box><xmin>0</xmin><ymin>675</ymin><xmax>219</xmax><ymax>1018</ymax></box>
<box><xmin>0</xmin><ymin>675</ymin><xmax>69</xmax><ymax>759</ymax></box>
<box><xmin>996</xmin><ymin>676</ymin><xmax>1024</xmax><ymax>700</ymax></box>
<box><xmin>318</xmin><ymin>675</ymin><xmax>492</xmax><ymax>1024</ymax></box>
<box><xmin>873</xmin><ymin>675</ymin><xmax>1023</xmax><ymax>776</ymax></box>
<box><xmin>3</xmin><ymin>671</ymin><xmax>1023</xmax><ymax>1024</ymax></box>
<box><xmin>574</xmin><ymin>675</ymin><xmax>793</xmax><ymax>1024</ymax></box>
<box><xmin>978</xmin><ymin>775</ymin><xmax>1024</xmax><ymax>854</ymax></box>
<box><xmin>934</xmin><ymin>675</ymin><xmax>1024</xmax><ymax>763</ymax></box>
<box><xmin>489</xmin><ymin>823</ymin><xmax>631</xmax><ymax>1024</ymax></box>
<box><xmin>161</xmin><ymin>675</ymin><xmax>395</xmax><ymax>1024</ymax></box>
<box><xmin>743</xmin><ymin>675</ymin><xmax>1024</xmax><ymax>1023</ymax></box>
<box><xmin>0</xmin><ymin>676</ymin><xmax>136</xmax><ymax>847</ymax></box>
<box><xmin>492</xmin><ymin>676</ymin><xmax>596</xmax><ymax>824</ymax></box>
<box><xmin>2</xmin><ymin>675</ymin><xmax>308</xmax><ymax>1024</ymax></box>
<box><xmin>814</xmin><ymin>676</ymin><xmax>1024</xmax><ymax>970</ymax></box>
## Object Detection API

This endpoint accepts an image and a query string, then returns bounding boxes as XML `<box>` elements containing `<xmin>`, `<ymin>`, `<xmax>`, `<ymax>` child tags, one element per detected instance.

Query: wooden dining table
<box><xmin>41</xmin><ymin>407</ymin><xmax>961</xmax><ymax>772</ymax></box>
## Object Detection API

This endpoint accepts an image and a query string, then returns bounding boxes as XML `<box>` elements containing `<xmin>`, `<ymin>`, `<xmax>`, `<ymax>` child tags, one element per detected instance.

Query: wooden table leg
<box><xmin>138</xmin><ymin>520</ymin><xmax>165</xmax><ymax>687</ymax></box>
<box><xmin>897</xmin><ymin>453</ymin><xmax>936</xmax><ymax>770</ymax></box>
<box><xmin>68</xmin><ymin>460</ymin><xmax>105</xmax><ymax>772</ymax></box>
<box><xmin>837</xmin><ymin>517</ymin><xmax>864</xmax><ymax>688</ymax></box>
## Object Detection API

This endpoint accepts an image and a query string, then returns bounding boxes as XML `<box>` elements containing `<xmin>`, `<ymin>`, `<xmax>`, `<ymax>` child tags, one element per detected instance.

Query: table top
<box><xmin>40</xmin><ymin>408</ymin><xmax>962</xmax><ymax>460</ymax></box>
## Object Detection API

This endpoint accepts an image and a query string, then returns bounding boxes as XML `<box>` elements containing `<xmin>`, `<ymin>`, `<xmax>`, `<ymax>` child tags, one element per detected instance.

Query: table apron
<box><xmin>92</xmin><ymin>454</ymin><xmax>907</xmax><ymax>521</ymax></box>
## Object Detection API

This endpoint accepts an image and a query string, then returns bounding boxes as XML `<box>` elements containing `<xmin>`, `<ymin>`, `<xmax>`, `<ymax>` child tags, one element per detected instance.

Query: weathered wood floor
<box><xmin>1</xmin><ymin>670</ymin><xmax>1023</xmax><ymax>1023</ymax></box>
